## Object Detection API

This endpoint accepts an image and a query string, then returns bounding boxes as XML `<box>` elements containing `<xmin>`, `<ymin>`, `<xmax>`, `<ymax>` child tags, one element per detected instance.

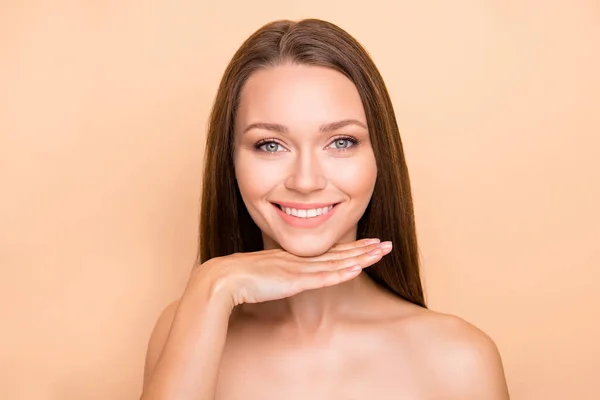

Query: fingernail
<box><xmin>379</xmin><ymin>241</ymin><xmax>392</xmax><ymax>250</ymax></box>
<box><xmin>347</xmin><ymin>265</ymin><xmax>361</xmax><ymax>272</ymax></box>
<box><xmin>364</xmin><ymin>238</ymin><xmax>380</xmax><ymax>245</ymax></box>
<box><xmin>368</xmin><ymin>248</ymin><xmax>382</xmax><ymax>255</ymax></box>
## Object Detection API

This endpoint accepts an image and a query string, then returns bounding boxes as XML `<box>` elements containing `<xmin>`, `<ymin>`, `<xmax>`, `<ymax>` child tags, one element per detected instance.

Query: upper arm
<box><xmin>434</xmin><ymin>316</ymin><xmax>510</xmax><ymax>399</ymax></box>
<box><xmin>451</xmin><ymin>326</ymin><xmax>510</xmax><ymax>399</ymax></box>
<box><xmin>142</xmin><ymin>300</ymin><xmax>180</xmax><ymax>389</ymax></box>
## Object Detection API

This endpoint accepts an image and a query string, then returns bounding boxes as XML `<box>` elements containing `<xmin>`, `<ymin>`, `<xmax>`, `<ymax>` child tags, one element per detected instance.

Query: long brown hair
<box><xmin>198</xmin><ymin>19</ymin><xmax>426</xmax><ymax>308</ymax></box>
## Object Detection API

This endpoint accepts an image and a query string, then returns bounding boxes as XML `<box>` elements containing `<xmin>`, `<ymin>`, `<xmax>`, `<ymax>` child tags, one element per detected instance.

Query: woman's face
<box><xmin>234</xmin><ymin>63</ymin><xmax>377</xmax><ymax>257</ymax></box>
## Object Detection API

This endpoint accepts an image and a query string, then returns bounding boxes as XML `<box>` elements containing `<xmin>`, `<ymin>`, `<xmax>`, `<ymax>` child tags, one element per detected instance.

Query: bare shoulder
<box><xmin>394</xmin><ymin>307</ymin><xmax>510</xmax><ymax>399</ymax></box>
<box><xmin>142</xmin><ymin>300</ymin><xmax>180</xmax><ymax>387</ymax></box>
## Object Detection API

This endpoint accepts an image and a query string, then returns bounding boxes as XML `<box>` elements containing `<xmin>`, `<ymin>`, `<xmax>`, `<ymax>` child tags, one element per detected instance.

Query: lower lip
<box><xmin>273</xmin><ymin>203</ymin><xmax>339</xmax><ymax>228</ymax></box>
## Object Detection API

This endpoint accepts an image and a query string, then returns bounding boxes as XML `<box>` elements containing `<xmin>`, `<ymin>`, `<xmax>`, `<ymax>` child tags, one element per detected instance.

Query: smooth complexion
<box><xmin>141</xmin><ymin>63</ymin><xmax>510</xmax><ymax>400</ymax></box>
<box><xmin>224</xmin><ymin>64</ymin><xmax>508</xmax><ymax>399</ymax></box>
<box><xmin>234</xmin><ymin>63</ymin><xmax>377</xmax><ymax>257</ymax></box>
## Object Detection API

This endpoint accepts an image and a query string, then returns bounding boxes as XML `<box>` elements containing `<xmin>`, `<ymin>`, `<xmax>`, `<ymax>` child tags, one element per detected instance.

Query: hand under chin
<box><xmin>277</xmin><ymin>238</ymin><xmax>336</xmax><ymax>258</ymax></box>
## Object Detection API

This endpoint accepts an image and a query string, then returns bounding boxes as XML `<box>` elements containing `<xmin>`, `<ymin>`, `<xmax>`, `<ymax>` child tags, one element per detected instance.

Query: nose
<box><xmin>284</xmin><ymin>151</ymin><xmax>327</xmax><ymax>194</ymax></box>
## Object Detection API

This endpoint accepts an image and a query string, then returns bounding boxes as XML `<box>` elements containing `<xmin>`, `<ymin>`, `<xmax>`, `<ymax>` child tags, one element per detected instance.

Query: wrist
<box><xmin>184</xmin><ymin>267</ymin><xmax>236</xmax><ymax>313</ymax></box>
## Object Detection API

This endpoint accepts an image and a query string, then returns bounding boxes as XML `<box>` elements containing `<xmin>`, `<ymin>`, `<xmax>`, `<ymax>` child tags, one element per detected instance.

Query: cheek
<box><xmin>331</xmin><ymin>152</ymin><xmax>377</xmax><ymax>198</ymax></box>
<box><xmin>234</xmin><ymin>151</ymin><xmax>279</xmax><ymax>203</ymax></box>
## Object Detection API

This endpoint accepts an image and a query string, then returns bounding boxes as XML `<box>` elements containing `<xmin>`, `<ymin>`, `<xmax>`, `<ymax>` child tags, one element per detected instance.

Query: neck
<box><xmin>283</xmin><ymin>272</ymin><xmax>376</xmax><ymax>329</ymax></box>
<box><xmin>237</xmin><ymin>230</ymin><xmax>380</xmax><ymax>334</ymax></box>
<box><xmin>239</xmin><ymin>272</ymin><xmax>377</xmax><ymax>334</ymax></box>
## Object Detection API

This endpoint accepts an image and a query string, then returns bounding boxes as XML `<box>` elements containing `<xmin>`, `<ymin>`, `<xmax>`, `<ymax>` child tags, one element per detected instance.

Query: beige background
<box><xmin>1</xmin><ymin>1</ymin><xmax>599</xmax><ymax>399</ymax></box>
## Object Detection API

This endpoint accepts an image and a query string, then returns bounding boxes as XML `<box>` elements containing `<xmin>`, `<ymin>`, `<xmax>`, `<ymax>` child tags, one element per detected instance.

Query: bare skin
<box><xmin>141</xmin><ymin>64</ymin><xmax>509</xmax><ymax>399</ymax></box>
<box><xmin>220</xmin><ymin>281</ymin><xmax>508</xmax><ymax>399</ymax></box>
<box><xmin>142</xmin><ymin>240</ymin><xmax>397</xmax><ymax>399</ymax></box>
<box><xmin>142</xmin><ymin>243</ymin><xmax>509</xmax><ymax>400</ymax></box>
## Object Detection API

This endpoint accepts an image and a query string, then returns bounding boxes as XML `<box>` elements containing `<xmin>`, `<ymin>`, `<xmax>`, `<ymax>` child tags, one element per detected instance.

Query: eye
<box><xmin>328</xmin><ymin>136</ymin><xmax>359</xmax><ymax>150</ymax></box>
<box><xmin>255</xmin><ymin>140</ymin><xmax>286</xmax><ymax>153</ymax></box>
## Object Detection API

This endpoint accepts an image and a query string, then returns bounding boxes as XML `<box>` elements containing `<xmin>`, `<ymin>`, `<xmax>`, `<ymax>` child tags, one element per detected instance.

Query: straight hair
<box><xmin>198</xmin><ymin>19</ymin><xmax>426</xmax><ymax>308</ymax></box>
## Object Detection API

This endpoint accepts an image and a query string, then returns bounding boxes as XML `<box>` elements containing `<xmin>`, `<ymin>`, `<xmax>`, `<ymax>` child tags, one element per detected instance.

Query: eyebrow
<box><xmin>242</xmin><ymin>119</ymin><xmax>367</xmax><ymax>134</ymax></box>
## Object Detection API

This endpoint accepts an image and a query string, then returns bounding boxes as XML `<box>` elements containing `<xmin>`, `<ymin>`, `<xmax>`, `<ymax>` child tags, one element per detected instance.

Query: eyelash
<box><xmin>254</xmin><ymin>135</ymin><xmax>361</xmax><ymax>154</ymax></box>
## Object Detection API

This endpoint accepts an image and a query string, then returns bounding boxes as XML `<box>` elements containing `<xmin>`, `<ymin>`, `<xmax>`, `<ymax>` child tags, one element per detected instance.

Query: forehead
<box><xmin>235</xmin><ymin>64</ymin><xmax>367</xmax><ymax>131</ymax></box>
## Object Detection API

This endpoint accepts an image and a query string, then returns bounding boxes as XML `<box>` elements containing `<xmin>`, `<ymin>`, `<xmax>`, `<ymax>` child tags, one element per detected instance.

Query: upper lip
<box><xmin>271</xmin><ymin>201</ymin><xmax>340</xmax><ymax>209</ymax></box>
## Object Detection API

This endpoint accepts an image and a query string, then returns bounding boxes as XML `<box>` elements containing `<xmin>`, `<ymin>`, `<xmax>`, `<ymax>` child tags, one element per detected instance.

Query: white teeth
<box><xmin>280</xmin><ymin>204</ymin><xmax>336</xmax><ymax>219</ymax></box>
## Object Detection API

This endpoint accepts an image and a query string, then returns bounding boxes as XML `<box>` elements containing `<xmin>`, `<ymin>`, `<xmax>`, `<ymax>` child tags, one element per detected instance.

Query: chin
<box><xmin>276</xmin><ymin>235</ymin><xmax>336</xmax><ymax>257</ymax></box>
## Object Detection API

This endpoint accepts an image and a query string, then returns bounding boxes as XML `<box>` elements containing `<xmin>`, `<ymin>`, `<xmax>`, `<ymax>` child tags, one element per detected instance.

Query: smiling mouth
<box><xmin>271</xmin><ymin>203</ymin><xmax>340</xmax><ymax>219</ymax></box>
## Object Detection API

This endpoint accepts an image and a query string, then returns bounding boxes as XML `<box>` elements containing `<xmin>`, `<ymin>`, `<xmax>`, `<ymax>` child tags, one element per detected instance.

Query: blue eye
<box><xmin>329</xmin><ymin>137</ymin><xmax>358</xmax><ymax>150</ymax></box>
<box><xmin>256</xmin><ymin>140</ymin><xmax>285</xmax><ymax>153</ymax></box>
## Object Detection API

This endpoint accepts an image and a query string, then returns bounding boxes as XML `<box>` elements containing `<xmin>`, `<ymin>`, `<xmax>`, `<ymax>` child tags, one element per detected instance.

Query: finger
<box><xmin>274</xmin><ymin>238</ymin><xmax>381</xmax><ymax>263</ymax></box>
<box><xmin>329</xmin><ymin>238</ymin><xmax>380</xmax><ymax>252</ymax></box>
<box><xmin>309</xmin><ymin>241</ymin><xmax>392</xmax><ymax>263</ymax></box>
<box><xmin>264</xmin><ymin>239</ymin><xmax>380</xmax><ymax>260</ymax></box>
<box><xmin>298</xmin><ymin>245</ymin><xmax>391</xmax><ymax>273</ymax></box>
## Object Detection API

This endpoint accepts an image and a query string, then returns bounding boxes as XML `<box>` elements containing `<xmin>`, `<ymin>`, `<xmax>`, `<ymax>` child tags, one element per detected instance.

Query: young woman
<box><xmin>141</xmin><ymin>19</ymin><xmax>510</xmax><ymax>399</ymax></box>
